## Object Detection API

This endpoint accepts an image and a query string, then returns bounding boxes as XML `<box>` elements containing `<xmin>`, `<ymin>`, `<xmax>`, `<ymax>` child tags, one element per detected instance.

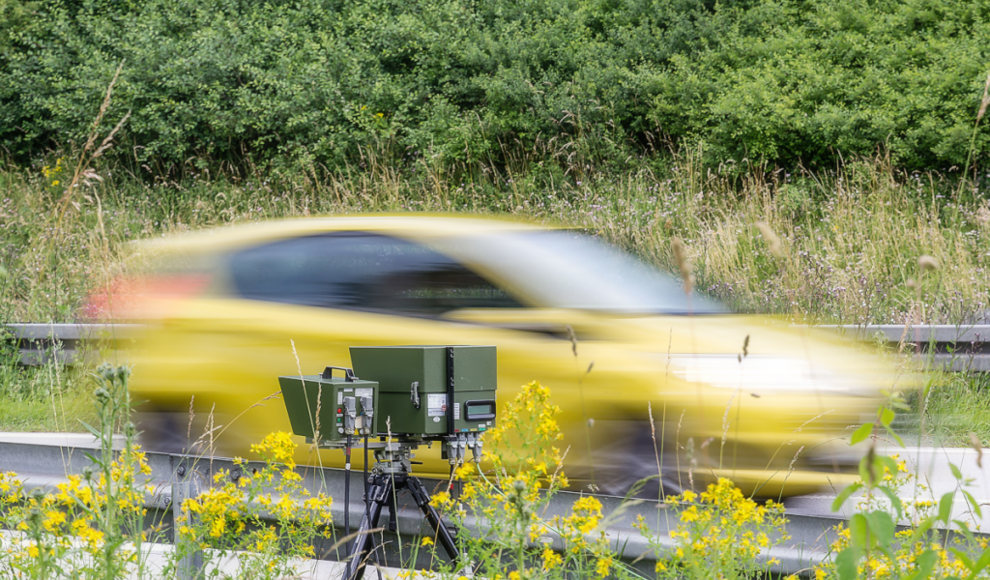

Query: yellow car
<box><xmin>114</xmin><ymin>215</ymin><xmax>897</xmax><ymax>498</ymax></box>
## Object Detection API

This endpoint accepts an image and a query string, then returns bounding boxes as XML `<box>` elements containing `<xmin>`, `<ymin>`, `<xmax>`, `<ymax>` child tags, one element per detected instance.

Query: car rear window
<box><xmin>227</xmin><ymin>232</ymin><xmax>521</xmax><ymax>315</ymax></box>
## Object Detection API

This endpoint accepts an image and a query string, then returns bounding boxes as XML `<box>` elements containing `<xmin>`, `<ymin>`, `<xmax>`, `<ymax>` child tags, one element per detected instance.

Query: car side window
<box><xmin>227</xmin><ymin>232</ymin><xmax>521</xmax><ymax>314</ymax></box>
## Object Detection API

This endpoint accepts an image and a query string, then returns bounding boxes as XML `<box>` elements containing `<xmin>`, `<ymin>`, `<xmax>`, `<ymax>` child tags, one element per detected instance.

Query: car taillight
<box><xmin>81</xmin><ymin>273</ymin><xmax>212</xmax><ymax>321</ymax></box>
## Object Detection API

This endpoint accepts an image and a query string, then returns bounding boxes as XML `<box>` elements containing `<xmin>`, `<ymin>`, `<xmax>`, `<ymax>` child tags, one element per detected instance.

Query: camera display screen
<box><xmin>465</xmin><ymin>400</ymin><xmax>496</xmax><ymax>420</ymax></box>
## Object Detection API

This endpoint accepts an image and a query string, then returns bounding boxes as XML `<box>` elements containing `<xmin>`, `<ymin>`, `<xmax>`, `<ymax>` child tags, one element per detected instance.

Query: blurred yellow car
<box><xmin>110</xmin><ymin>215</ymin><xmax>898</xmax><ymax>498</ymax></box>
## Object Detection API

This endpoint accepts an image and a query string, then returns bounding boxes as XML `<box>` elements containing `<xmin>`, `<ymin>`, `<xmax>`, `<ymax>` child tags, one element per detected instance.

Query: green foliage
<box><xmin>0</xmin><ymin>364</ymin><xmax>157</xmax><ymax>579</ymax></box>
<box><xmin>823</xmin><ymin>389</ymin><xmax>990</xmax><ymax>580</ymax></box>
<box><xmin>0</xmin><ymin>0</ymin><xmax>988</xmax><ymax>173</ymax></box>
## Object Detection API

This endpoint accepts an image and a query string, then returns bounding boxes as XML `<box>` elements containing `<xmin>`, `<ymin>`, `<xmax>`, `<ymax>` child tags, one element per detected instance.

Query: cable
<box><xmin>363</xmin><ymin>435</ymin><xmax>371</xmax><ymax>529</ymax></box>
<box><xmin>344</xmin><ymin>434</ymin><xmax>352</xmax><ymax>539</ymax></box>
<box><xmin>364</xmin><ymin>435</ymin><xmax>383</xmax><ymax>580</ymax></box>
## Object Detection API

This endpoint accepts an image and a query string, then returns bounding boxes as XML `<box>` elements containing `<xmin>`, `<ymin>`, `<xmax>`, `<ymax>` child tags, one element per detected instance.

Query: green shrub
<box><xmin>0</xmin><ymin>0</ymin><xmax>987</xmax><ymax>174</ymax></box>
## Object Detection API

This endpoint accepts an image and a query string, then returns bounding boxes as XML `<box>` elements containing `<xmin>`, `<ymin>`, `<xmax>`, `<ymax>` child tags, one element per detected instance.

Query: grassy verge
<box><xmin>916</xmin><ymin>371</ymin><xmax>990</xmax><ymax>447</ymax></box>
<box><xmin>0</xmin><ymin>359</ymin><xmax>97</xmax><ymax>433</ymax></box>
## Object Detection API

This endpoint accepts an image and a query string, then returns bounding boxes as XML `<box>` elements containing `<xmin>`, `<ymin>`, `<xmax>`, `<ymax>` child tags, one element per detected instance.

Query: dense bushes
<box><xmin>0</xmin><ymin>0</ymin><xmax>988</xmax><ymax>173</ymax></box>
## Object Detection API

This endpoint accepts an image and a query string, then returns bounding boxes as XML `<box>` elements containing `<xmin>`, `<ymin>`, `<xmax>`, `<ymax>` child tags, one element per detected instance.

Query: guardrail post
<box><xmin>173</xmin><ymin>476</ymin><xmax>204</xmax><ymax>580</ymax></box>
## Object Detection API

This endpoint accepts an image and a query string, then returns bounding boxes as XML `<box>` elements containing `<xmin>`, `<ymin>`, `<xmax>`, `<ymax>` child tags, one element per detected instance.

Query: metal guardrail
<box><xmin>4</xmin><ymin>323</ymin><xmax>141</xmax><ymax>365</ymax></box>
<box><xmin>822</xmin><ymin>324</ymin><xmax>990</xmax><ymax>372</ymax></box>
<box><xmin>7</xmin><ymin>323</ymin><xmax>990</xmax><ymax>371</ymax></box>
<box><xmin>0</xmin><ymin>437</ymin><xmax>839</xmax><ymax>577</ymax></box>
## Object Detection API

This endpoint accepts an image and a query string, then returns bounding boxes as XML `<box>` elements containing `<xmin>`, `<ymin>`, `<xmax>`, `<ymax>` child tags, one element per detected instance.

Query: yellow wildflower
<box><xmin>542</xmin><ymin>548</ymin><xmax>562</xmax><ymax>569</ymax></box>
<box><xmin>595</xmin><ymin>555</ymin><xmax>613</xmax><ymax>577</ymax></box>
<box><xmin>42</xmin><ymin>512</ymin><xmax>64</xmax><ymax>534</ymax></box>
<box><xmin>430</xmin><ymin>491</ymin><xmax>451</xmax><ymax>509</ymax></box>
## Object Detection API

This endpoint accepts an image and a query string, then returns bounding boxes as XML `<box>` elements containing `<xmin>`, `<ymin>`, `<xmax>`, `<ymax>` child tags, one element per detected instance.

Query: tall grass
<box><xmin>2</xmin><ymin>151</ymin><xmax>989</xmax><ymax>324</ymax></box>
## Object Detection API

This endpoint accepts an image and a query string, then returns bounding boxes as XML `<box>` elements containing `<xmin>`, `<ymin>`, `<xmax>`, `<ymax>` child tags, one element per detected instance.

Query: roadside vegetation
<box><xmin>2</xmin><ymin>0</ymin><xmax>988</xmax><ymax>173</ymax></box>
<box><xmin>4</xmin><ymin>153</ymin><xmax>990</xmax><ymax>325</ymax></box>
<box><xmin>2</xmin><ymin>369</ymin><xmax>990</xmax><ymax>580</ymax></box>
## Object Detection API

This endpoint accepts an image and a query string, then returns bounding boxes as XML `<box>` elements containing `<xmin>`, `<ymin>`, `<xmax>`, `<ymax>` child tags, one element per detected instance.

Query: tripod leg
<box><xmin>387</xmin><ymin>486</ymin><xmax>398</xmax><ymax>532</ymax></box>
<box><xmin>344</xmin><ymin>476</ymin><xmax>391</xmax><ymax>580</ymax></box>
<box><xmin>406</xmin><ymin>476</ymin><xmax>460</xmax><ymax>561</ymax></box>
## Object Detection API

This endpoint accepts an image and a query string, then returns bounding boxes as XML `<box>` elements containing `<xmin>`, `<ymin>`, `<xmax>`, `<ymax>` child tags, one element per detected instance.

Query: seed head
<box><xmin>755</xmin><ymin>222</ymin><xmax>783</xmax><ymax>258</ymax></box>
<box><xmin>918</xmin><ymin>255</ymin><xmax>939</xmax><ymax>272</ymax></box>
<box><xmin>978</xmin><ymin>71</ymin><xmax>990</xmax><ymax>124</ymax></box>
<box><xmin>971</xmin><ymin>432</ymin><xmax>984</xmax><ymax>468</ymax></box>
<box><xmin>671</xmin><ymin>237</ymin><xmax>694</xmax><ymax>296</ymax></box>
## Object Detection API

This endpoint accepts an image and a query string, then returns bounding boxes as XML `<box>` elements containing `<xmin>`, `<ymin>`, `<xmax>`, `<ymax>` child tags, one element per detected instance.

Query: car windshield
<box><xmin>447</xmin><ymin>230</ymin><xmax>726</xmax><ymax>314</ymax></box>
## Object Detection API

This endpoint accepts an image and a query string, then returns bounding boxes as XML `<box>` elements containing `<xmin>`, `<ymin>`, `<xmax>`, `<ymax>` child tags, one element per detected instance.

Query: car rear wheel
<box><xmin>578</xmin><ymin>420</ymin><xmax>685</xmax><ymax>500</ymax></box>
<box><xmin>134</xmin><ymin>409</ymin><xmax>191</xmax><ymax>454</ymax></box>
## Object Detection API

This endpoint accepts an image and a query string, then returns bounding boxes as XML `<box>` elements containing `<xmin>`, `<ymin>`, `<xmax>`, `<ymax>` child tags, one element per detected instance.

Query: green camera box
<box><xmin>349</xmin><ymin>345</ymin><xmax>496</xmax><ymax>436</ymax></box>
<box><xmin>278</xmin><ymin>367</ymin><xmax>379</xmax><ymax>442</ymax></box>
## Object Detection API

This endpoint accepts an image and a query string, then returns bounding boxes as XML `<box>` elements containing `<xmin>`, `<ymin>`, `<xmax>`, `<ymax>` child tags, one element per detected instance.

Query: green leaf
<box><xmin>962</xmin><ymin>489</ymin><xmax>983</xmax><ymax>519</ymax></box>
<box><xmin>893</xmin><ymin>399</ymin><xmax>912</xmax><ymax>412</ymax></box>
<box><xmin>865</xmin><ymin>510</ymin><xmax>895</xmax><ymax>548</ymax></box>
<box><xmin>938</xmin><ymin>492</ymin><xmax>954</xmax><ymax>523</ymax></box>
<box><xmin>878</xmin><ymin>455</ymin><xmax>898</xmax><ymax>477</ymax></box>
<box><xmin>858</xmin><ymin>455</ymin><xmax>879</xmax><ymax>486</ymax></box>
<box><xmin>970</xmin><ymin>547</ymin><xmax>990</xmax><ymax>576</ymax></box>
<box><xmin>910</xmin><ymin>516</ymin><xmax>935</xmax><ymax>544</ymax></box>
<box><xmin>851</xmin><ymin>422</ymin><xmax>874</xmax><ymax>445</ymax></box>
<box><xmin>903</xmin><ymin>549</ymin><xmax>938</xmax><ymax>580</ymax></box>
<box><xmin>850</xmin><ymin>513</ymin><xmax>870</xmax><ymax>548</ymax></box>
<box><xmin>952</xmin><ymin>520</ymin><xmax>975</xmax><ymax>543</ymax></box>
<box><xmin>832</xmin><ymin>482</ymin><xmax>863</xmax><ymax>512</ymax></box>
<box><xmin>880</xmin><ymin>407</ymin><xmax>895</xmax><ymax>427</ymax></box>
<box><xmin>883</xmin><ymin>423</ymin><xmax>905</xmax><ymax>448</ymax></box>
<box><xmin>79</xmin><ymin>419</ymin><xmax>101</xmax><ymax>438</ymax></box>
<box><xmin>836</xmin><ymin>548</ymin><xmax>859</xmax><ymax>580</ymax></box>
<box><xmin>877</xmin><ymin>485</ymin><xmax>903</xmax><ymax>518</ymax></box>
<box><xmin>950</xmin><ymin>462</ymin><xmax>963</xmax><ymax>480</ymax></box>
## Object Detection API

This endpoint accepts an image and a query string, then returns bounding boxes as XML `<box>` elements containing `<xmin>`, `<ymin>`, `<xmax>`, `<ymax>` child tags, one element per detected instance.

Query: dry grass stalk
<box><xmin>186</xmin><ymin>395</ymin><xmax>195</xmax><ymax>448</ymax></box>
<box><xmin>647</xmin><ymin>402</ymin><xmax>663</xmax><ymax>499</ymax></box>
<box><xmin>670</xmin><ymin>237</ymin><xmax>693</xmax><ymax>295</ymax></box>
<box><xmin>755</xmin><ymin>221</ymin><xmax>783</xmax><ymax>258</ymax></box>
<box><xmin>55</xmin><ymin>61</ymin><xmax>130</xmax><ymax>222</ymax></box>
<box><xmin>978</xmin><ymin>72</ymin><xmax>990</xmax><ymax>125</ymax></box>
<box><xmin>210</xmin><ymin>391</ymin><xmax>282</xmax><ymax>447</ymax></box>
<box><xmin>566</xmin><ymin>324</ymin><xmax>578</xmax><ymax>357</ymax></box>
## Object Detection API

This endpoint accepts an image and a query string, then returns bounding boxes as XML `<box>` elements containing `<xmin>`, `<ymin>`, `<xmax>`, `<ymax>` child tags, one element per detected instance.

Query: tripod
<box><xmin>344</xmin><ymin>441</ymin><xmax>460</xmax><ymax>580</ymax></box>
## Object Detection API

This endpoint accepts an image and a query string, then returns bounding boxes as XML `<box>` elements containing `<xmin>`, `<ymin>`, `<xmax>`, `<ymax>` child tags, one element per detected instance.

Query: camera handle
<box><xmin>321</xmin><ymin>366</ymin><xmax>357</xmax><ymax>381</ymax></box>
<box><xmin>410</xmin><ymin>381</ymin><xmax>421</xmax><ymax>409</ymax></box>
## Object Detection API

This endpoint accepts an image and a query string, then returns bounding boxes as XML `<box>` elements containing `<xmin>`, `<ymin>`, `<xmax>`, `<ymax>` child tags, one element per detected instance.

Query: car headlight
<box><xmin>664</xmin><ymin>354</ymin><xmax>879</xmax><ymax>397</ymax></box>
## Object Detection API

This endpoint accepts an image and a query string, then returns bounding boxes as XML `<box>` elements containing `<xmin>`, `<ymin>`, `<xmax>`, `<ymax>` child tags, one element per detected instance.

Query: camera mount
<box><xmin>342</xmin><ymin>438</ymin><xmax>460</xmax><ymax>580</ymax></box>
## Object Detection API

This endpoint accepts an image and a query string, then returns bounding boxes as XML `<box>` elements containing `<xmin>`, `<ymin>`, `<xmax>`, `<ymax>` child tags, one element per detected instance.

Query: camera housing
<box><xmin>349</xmin><ymin>345</ymin><xmax>497</xmax><ymax>437</ymax></box>
<box><xmin>278</xmin><ymin>366</ymin><xmax>379</xmax><ymax>443</ymax></box>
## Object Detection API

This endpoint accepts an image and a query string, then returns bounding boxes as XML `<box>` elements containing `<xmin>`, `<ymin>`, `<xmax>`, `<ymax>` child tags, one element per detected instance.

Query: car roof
<box><xmin>137</xmin><ymin>214</ymin><xmax>552</xmax><ymax>256</ymax></box>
